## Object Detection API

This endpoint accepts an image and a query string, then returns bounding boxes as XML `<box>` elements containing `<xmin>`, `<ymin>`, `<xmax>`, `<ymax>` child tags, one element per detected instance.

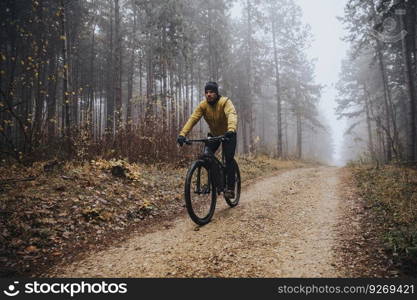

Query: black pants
<box><xmin>204</xmin><ymin>133</ymin><xmax>237</xmax><ymax>190</ymax></box>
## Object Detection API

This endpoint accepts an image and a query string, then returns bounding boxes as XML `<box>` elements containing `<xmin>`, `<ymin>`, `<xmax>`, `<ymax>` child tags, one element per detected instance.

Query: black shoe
<box><xmin>224</xmin><ymin>189</ymin><xmax>235</xmax><ymax>199</ymax></box>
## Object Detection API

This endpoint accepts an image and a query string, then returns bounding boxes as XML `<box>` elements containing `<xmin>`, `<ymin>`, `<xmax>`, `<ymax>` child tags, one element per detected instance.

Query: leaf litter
<box><xmin>0</xmin><ymin>156</ymin><xmax>304</xmax><ymax>276</ymax></box>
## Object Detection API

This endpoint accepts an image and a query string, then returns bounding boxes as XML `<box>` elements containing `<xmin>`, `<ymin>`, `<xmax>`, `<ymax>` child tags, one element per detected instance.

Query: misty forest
<box><xmin>1</xmin><ymin>0</ymin><xmax>417</xmax><ymax>279</ymax></box>
<box><xmin>0</xmin><ymin>0</ymin><xmax>333</xmax><ymax>163</ymax></box>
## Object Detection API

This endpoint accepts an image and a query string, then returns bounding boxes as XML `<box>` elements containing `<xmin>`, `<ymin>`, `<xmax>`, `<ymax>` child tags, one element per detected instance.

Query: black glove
<box><xmin>225</xmin><ymin>131</ymin><xmax>236</xmax><ymax>139</ymax></box>
<box><xmin>177</xmin><ymin>135</ymin><xmax>186</xmax><ymax>146</ymax></box>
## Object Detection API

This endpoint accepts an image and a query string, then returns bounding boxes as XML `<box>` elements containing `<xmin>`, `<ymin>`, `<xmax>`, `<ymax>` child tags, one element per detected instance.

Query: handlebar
<box><xmin>185</xmin><ymin>135</ymin><xmax>229</xmax><ymax>145</ymax></box>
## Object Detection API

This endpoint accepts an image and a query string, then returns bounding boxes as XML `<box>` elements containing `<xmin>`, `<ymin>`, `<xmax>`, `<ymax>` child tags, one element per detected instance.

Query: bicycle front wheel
<box><xmin>184</xmin><ymin>160</ymin><xmax>216</xmax><ymax>225</ymax></box>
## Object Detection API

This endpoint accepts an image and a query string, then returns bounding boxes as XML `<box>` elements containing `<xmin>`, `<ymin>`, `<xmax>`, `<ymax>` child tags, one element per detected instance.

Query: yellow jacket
<box><xmin>180</xmin><ymin>96</ymin><xmax>238</xmax><ymax>137</ymax></box>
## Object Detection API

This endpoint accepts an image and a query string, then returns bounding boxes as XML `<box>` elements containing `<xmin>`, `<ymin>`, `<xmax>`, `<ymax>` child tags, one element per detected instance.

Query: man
<box><xmin>177</xmin><ymin>81</ymin><xmax>238</xmax><ymax>199</ymax></box>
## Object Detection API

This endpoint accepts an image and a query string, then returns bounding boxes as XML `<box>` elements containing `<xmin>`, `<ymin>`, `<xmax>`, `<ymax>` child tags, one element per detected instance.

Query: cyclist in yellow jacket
<box><xmin>177</xmin><ymin>81</ymin><xmax>238</xmax><ymax>199</ymax></box>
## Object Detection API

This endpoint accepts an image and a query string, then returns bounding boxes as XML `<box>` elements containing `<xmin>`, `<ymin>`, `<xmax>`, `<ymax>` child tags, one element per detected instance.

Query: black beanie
<box><xmin>204</xmin><ymin>81</ymin><xmax>219</xmax><ymax>94</ymax></box>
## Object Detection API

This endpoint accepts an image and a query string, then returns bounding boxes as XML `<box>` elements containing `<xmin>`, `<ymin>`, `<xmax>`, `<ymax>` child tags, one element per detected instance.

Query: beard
<box><xmin>206</xmin><ymin>94</ymin><xmax>218</xmax><ymax>105</ymax></box>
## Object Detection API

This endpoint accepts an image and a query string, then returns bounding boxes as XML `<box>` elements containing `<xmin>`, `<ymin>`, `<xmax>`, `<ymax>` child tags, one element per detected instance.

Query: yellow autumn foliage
<box><xmin>91</xmin><ymin>158</ymin><xmax>141</xmax><ymax>182</ymax></box>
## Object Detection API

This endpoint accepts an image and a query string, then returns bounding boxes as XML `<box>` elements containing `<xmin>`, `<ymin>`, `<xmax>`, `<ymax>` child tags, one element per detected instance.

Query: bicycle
<box><xmin>183</xmin><ymin>135</ymin><xmax>241</xmax><ymax>225</ymax></box>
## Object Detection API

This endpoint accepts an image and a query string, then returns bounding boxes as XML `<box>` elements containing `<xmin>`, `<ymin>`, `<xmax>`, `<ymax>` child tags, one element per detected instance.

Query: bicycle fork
<box><xmin>194</xmin><ymin>164</ymin><xmax>211</xmax><ymax>195</ymax></box>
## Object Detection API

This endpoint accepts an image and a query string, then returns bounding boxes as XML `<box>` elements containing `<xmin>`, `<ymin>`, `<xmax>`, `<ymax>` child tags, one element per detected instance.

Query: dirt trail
<box><xmin>46</xmin><ymin>166</ymin><xmax>345</xmax><ymax>278</ymax></box>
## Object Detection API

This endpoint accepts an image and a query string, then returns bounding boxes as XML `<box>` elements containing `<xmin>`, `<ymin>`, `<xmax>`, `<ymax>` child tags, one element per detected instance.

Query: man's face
<box><xmin>205</xmin><ymin>90</ymin><xmax>217</xmax><ymax>103</ymax></box>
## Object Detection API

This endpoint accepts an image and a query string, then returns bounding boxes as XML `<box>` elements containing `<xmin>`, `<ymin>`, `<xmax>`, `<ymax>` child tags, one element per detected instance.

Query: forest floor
<box><xmin>1</xmin><ymin>155</ymin><xmax>307</xmax><ymax>277</ymax></box>
<box><xmin>40</xmin><ymin>165</ymin><xmax>396</xmax><ymax>278</ymax></box>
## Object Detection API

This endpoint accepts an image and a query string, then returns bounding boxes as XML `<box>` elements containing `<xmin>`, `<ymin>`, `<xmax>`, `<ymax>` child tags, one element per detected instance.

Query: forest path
<box><xmin>46</xmin><ymin>166</ymin><xmax>345</xmax><ymax>277</ymax></box>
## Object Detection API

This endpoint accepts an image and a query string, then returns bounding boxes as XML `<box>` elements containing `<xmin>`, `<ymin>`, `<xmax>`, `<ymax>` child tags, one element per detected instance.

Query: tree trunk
<box><xmin>60</xmin><ymin>1</ymin><xmax>71</xmax><ymax>148</ymax></box>
<box><xmin>106</xmin><ymin>3</ymin><xmax>114</xmax><ymax>135</ymax></box>
<box><xmin>242</xmin><ymin>114</ymin><xmax>248</xmax><ymax>153</ymax></box>
<box><xmin>138</xmin><ymin>56</ymin><xmax>143</xmax><ymax>126</ymax></box>
<box><xmin>246</xmin><ymin>0</ymin><xmax>254</xmax><ymax>153</ymax></box>
<box><xmin>145</xmin><ymin>33</ymin><xmax>154</xmax><ymax>126</ymax></box>
<box><xmin>363</xmin><ymin>84</ymin><xmax>376</xmax><ymax>161</ymax></box>
<box><xmin>126</xmin><ymin>12</ymin><xmax>136</xmax><ymax>129</ymax></box>
<box><xmin>47</xmin><ymin>55</ymin><xmax>57</xmax><ymax>143</ymax></box>
<box><xmin>370</xmin><ymin>0</ymin><xmax>394</xmax><ymax>162</ymax></box>
<box><xmin>114</xmin><ymin>0</ymin><xmax>122</xmax><ymax>130</ymax></box>
<box><xmin>399</xmin><ymin>0</ymin><xmax>417</xmax><ymax>160</ymax></box>
<box><xmin>296</xmin><ymin>110</ymin><xmax>302</xmax><ymax>159</ymax></box>
<box><xmin>284</xmin><ymin>102</ymin><xmax>288</xmax><ymax>158</ymax></box>
<box><xmin>33</xmin><ymin>2</ymin><xmax>45</xmax><ymax>148</ymax></box>
<box><xmin>271</xmin><ymin>16</ymin><xmax>282</xmax><ymax>157</ymax></box>
<box><xmin>89</xmin><ymin>20</ymin><xmax>96</xmax><ymax>135</ymax></box>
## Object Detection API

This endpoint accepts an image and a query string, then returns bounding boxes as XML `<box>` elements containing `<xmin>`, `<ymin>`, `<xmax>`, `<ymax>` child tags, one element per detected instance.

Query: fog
<box><xmin>294</xmin><ymin>0</ymin><xmax>349</xmax><ymax>166</ymax></box>
<box><xmin>1</xmin><ymin>0</ymin><xmax>414</xmax><ymax>165</ymax></box>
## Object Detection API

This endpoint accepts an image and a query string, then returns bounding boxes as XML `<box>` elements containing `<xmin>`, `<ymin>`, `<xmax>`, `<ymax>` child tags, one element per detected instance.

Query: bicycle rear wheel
<box><xmin>224</xmin><ymin>159</ymin><xmax>241</xmax><ymax>207</ymax></box>
<box><xmin>184</xmin><ymin>160</ymin><xmax>216</xmax><ymax>225</ymax></box>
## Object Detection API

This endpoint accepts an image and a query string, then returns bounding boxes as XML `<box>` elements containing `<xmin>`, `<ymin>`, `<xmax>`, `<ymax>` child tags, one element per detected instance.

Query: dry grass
<box><xmin>351</xmin><ymin>164</ymin><xmax>417</xmax><ymax>276</ymax></box>
<box><xmin>237</xmin><ymin>154</ymin><xmax>310</xmax><ymax>181</ymax></box>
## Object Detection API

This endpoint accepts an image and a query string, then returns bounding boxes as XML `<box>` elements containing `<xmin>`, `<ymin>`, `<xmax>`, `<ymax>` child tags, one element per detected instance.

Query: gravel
<box><xmin>46</xmin><ymin>167</ymin><xmax>345</xmax><ymax>278</ymax></box>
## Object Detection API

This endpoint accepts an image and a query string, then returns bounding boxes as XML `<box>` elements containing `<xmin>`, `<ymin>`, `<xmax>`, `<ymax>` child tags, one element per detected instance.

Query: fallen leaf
<box><xmin>25</xmin><ymin>245</ymin><xmax>39</xmax><ymax>254</ymax></box>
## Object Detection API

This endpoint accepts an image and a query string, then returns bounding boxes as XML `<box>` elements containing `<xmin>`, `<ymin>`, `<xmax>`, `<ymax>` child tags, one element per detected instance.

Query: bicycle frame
<box><xmin>186</xmin><ymin>136</ymin><xmax>229</xmax><ymax>193</ymax></box>
<box><xmin>201</xmin><ymin>146</ymin><xmax>226</xmax><ymax>193</ymax></box>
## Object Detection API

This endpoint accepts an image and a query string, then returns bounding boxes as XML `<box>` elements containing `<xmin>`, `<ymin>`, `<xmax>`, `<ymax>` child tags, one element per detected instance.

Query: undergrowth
<box><xmin>352</xmin><ymin>164</ymin><xmax>417</xmax><ymax>276</ymax></box>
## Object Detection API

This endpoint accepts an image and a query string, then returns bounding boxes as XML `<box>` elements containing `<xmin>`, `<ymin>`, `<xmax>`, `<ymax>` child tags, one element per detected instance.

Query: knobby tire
<box><xmin>184</xmin><ymin>160</ymin><xmax>217</xmax><ymax>225</ymax></box>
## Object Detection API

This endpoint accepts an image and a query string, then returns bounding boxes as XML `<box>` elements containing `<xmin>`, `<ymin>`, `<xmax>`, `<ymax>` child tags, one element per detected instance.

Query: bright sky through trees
<box><xmin>294</xmin><ymin>0</ymin><xmax>349</xmax><ymax>166</ymax></box>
